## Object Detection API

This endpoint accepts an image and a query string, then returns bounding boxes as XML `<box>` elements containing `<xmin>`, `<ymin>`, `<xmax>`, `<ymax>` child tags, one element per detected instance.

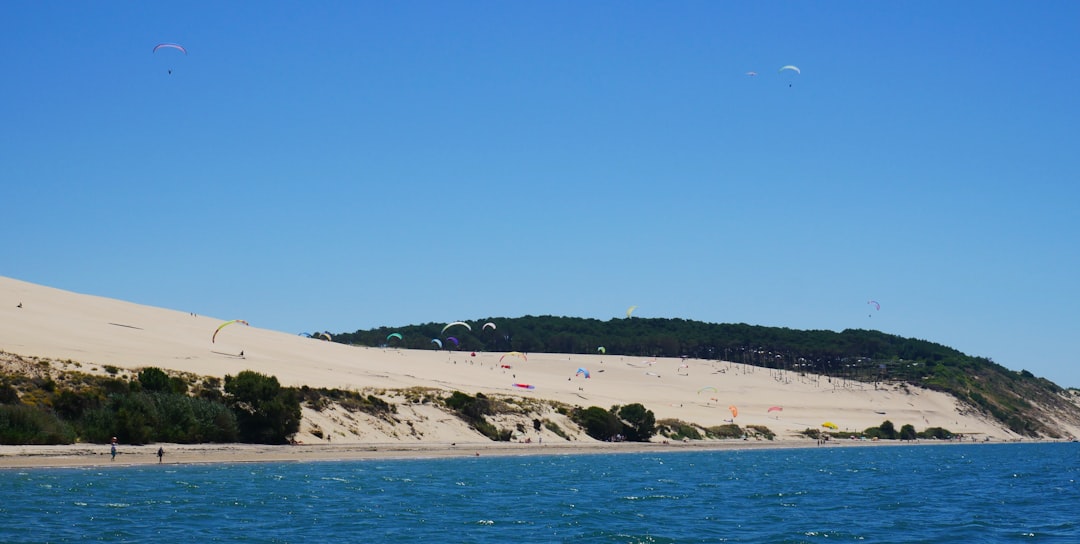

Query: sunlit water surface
<box><xmin>2</xmin><ymin>442</ymin><xmax>1077</xmax><ymax>543</ymax></box>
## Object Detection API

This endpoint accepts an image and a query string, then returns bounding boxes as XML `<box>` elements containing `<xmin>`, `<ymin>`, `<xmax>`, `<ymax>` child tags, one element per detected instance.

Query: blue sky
<box><xmin>3</xmin><ymin>2</ymin><xmax>1078</xmax><ymax>387</ymax></box>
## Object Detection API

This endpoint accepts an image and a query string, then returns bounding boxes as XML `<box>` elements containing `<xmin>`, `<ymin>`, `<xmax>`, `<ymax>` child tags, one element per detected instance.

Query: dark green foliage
<box><xmin>918</xmin><ymin>427</ymin><xmax>953</xmax><ymax>440</ymax></box>
<box><xmin>224</xmin><ymin>371</ymin><xmax>301</xmax><ymax>444</ymax></box>
<box><xmin>572</xmin><ymin>406</ymin><xmax>622</xmax><ymax>441</ymax></box>
<box><xmin>616</xmin><ymin>403</ymin><xmax>656</xmax><ymax>442</ymax></box>
<box><xmin>0</xmin><ymin>381</ymin><xmax>19</xmax><ymax>404</ymax></box>
<box><xmin>0</xmin><ymin>405</ymin><xmax>75</xmax><ymax>444</ymax></box>
<box><xmin>899</xmin><ymin>424</ymin><xmax>917</xmax><ymax>441</ymax></box>
<box><xmin>138</xmin><ymin>367</ymin><xmax>171</xmax><ymax>392</ymax></box>
<box><xmin>441</xmin><ymin>391</ymin><xmax>507</xmax><ymax>440</ymax></box>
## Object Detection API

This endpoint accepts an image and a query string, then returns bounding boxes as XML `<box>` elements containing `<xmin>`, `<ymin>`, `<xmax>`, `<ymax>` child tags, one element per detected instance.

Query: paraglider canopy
<box><xmin>212</xmin><ymin>320</ymin><xmax>248</xmax><ymax>343</ymax></box>
<box><xmin>431</xmin><ymin>338</ymin><xmax>443</xmax><ymax>349</ymax></box>
<box><xmin>500</xmin><ymin>351</ymin><xmax>527</xmax><ymax>362</ymax></box>
<box><xmin>387</xmin><ymin>332</ymin><xmax>403</xmax><ymax>342</ymax></box>
<box><xmin>441</xmin><ymin>321</ymin><xmax>471</xmax><ymax>335</ymax></box>
<box><xmin>153</xmin><ymin>43</ymin><xmax>187</xmax><ymax>54</ymax></box>
<box><xmin>626</xmin><ymin>306</ymin><xmax>638</xmax><ymax>318</ymax></box>
<box><xmin>778</xmin><ymin>65</ymin><xmax>800</xmax><ymax>74</ymax></box>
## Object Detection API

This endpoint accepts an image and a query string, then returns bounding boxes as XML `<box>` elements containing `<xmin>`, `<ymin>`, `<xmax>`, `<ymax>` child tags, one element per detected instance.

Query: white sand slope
<box><xmin>2</xmin><ymin>276</ymin><xmax>1058</xmax><ymax>443</ymax></box>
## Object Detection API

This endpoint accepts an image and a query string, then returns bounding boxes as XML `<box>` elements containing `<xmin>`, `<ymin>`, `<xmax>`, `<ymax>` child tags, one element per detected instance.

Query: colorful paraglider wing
<box><xmin>868</xmin><ymin>300</ymin><xmax>880</xmax><ymax>311</ymax></box>
<box><xmin>153</xmin><ymin>43</ymin><xmax>187</xmax><ymax>54</ymax></box>
<box><xmin>626</xmin><ymin>305</ymin><xmax>637</xmax><ymax>318</ymax></box>
<box><xmin>440</xmin><ymin>321</ymin><xmax>472</xmax><ymax>335</ymax></box>
<box><xmin>768</xmin><ymin>406</ymin><xmax>783</xmax><ymax>412</ymax></box>
<box><xmin>822</xmin><ymin>422</ymin><xmax>838</xmax><ymax>430</ymax></box>
<box><xmin>212</xmin><ymin>319</ymin><xmax>249</xmax><ymax>343</ymax></box>
<box><xmin>482</xmin><ymin>322</ymin><xmax>496</xmax><ymax>331</ymax></box>
<box><xmin>431</xmin><ymin>338</ymin><xmax>443</xmax><ymax>349</ymax></box>
<box><xmin>317</xmin><ymin>332</ymin><xmax>332</xmax><ymax>341</ymax></box>
<box><xmin>697</xmin><ymin>386</ymin><xmax>718</xmax><ymax>395</ymax></box>
<box><xmin>576</xmin><ymin>368</ymin><xmax>591</xmax><ymax>378</ymax></box>
<box><xmin>729</xmin><ymin>405</ymin><xmax>739</xmax><ymax>418</ymax></box>
<box><xmin>513</xmin><ymin>383</ymin><xmax>535</xmax><ymax>390</ymax></box>
<box><xmin>597</xmin><ymin>346</ymin><xmax>606</xmax><ymax>354</ymax></box>
<box><xmin>500</xmin><ymin>351</ymin><xmax>527</xmax><ymax>362</ymax></box>
<box><xmin>387</xmin><ymin>332</ymin><xmax>403</xmax><ymax>342</ymax></box>
<box><xmin>778</xmin><ymin>65</ymin><xmax>800</xmax><ymax>74</ymax></box>
<box><xmin>446</xmin><ymin>336</ymin><xmax>460</xmax><ymax>346</ymax></box>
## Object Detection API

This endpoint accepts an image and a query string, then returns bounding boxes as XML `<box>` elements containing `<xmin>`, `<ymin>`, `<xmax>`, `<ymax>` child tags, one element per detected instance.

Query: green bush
<box><xmin>0</xmin><ymin>405</ymin><xmax>75</xmax><ymax>444</ymax></box>
<box><xmin>616</xmin><ymin>403</ymin><xmax>656</xmax><ymax>442</ymax></box>
<box><xmin>572</xmin><ymin>406</ymin><xmax>622</xmax><ymax>441</ymax></box>
<box><xmin>706</xmin><ymin>424</ymin><xmax>743</xmax><ymax>439</ymax></box>
<box><xmin>224</xmin><ymin>371</ymin><xmax>301</xmax><ymax>444</ymax></box>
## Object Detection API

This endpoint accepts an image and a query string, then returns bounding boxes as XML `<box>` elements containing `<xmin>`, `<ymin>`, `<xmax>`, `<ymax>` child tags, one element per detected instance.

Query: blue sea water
<box><xmin>1</xmin><ymin>443</ymin><xmax>1077</xmax><ymax>543</ymax></box>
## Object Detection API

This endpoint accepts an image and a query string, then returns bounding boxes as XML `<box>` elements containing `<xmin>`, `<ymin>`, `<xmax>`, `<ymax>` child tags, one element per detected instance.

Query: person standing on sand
<box><xmin>110</xmin><ymin>438</ymin><xmax>117</xmax><ymax>461</ymax></box>
<box><xmin>157</xmin><ymin>447</ymin><xmax>164</xmax><ymax>463</ymax></box>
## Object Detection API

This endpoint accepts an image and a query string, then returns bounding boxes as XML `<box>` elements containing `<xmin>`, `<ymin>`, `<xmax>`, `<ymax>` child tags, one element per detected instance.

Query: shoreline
<box><xmin>0</xmin><ymin>437</ymin><xmax>1042</xmax><ymax>470</ymax></box>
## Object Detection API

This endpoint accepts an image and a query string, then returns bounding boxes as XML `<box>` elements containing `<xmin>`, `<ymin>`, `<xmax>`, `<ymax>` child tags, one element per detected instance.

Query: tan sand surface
<box><xmin>3</xmin><ymin>276</ymin><xmax>1066</xmax><ymax>468</ymax></box>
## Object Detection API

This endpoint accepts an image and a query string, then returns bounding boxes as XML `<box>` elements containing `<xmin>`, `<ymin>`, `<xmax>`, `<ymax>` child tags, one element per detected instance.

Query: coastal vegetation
<box><xmin>337</xmin><ymin>316</ymin><xmax>1080</xmax><ymax>437</ymax></box>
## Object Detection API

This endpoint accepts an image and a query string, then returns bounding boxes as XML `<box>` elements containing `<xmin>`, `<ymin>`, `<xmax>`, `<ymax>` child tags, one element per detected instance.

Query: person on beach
<box><xmin>110</xmin><ymin>442</ymin><xmax>117</xmax><ymax>461</ymax></box>
<box><xmin>157</xmin><ymin>447</ymin><xmax>164</xmax><ymax>463</ymax></box>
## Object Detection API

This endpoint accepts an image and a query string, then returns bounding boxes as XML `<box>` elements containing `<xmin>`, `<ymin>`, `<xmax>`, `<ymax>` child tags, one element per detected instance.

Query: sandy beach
<box><xmin>3</xmin><ymin>276</ymin><xmax>1075</xmax><ymax>469</ymax></box>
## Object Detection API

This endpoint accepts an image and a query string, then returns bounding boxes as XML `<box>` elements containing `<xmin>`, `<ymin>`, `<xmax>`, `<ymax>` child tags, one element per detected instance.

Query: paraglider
<box><xmin>387</xmin><ymin>332</ymin><xmax>403</xmax><ymax>342</ymax></box>
<box><xmin>512</xmin><ymin>383</ymin><xmax>535</xmax><ymax>390</ymax></box>
<box><xmin>626</xmin><ymin>306</ymin><xmax>638</xmax><ymax>318</ymax></box>
<box><xmin>576</xmin><ymin>368</ymin><xmax>591</xmax><ymax>379</ymax></box>
<box><xmin>441</xmin><ymin>321</ymin><xmax>471</xmax><ymax>335</ymax></box>
<box><xmin>153</xmin><ymin>43</ymin><xmax>186</xmax><ymax>75</ymax></box>
<box><xmin>212</xmin><ymin>320</ymin><xmax>248</xmax><ymax>343</ymax></box>
<box><xmin>822</xmin><ymin>422</ymin><xmax>839</xmax><ymax>430</ymax></box>
<box><xmin>868</xmin><ymin>300</ymin><xmax>880</xmax><ymax>316</ymax></box>
<box><xmin>431</xmin><ymin>338</ymin><xmax>443</xmax><ymax>349</ymax></box>
<box><xmin>728</xmin><ymin>405</ymin><xmax>739</xmax><ymax>418</ymax></box>
<box><xmin>768</xmin><ymin>406</ymin><xmax>783</xmax><ymax>413</ymax></box>
<box><xmin>317</xmin><ymin>332</ymin><xmax>332</xmax><ymax>341</ymax></box>
<box><xmin>446</xmin><ymin>336</ymin><xmax>460</xmax><ymax>347</ymax></box>
<box><xmin>779</xmin><ymin>65</ymin><xmax>800</xmax><ymax>87</ymax></box>
<box><xmin>746</xmin><ymin>71</ymin><xmax>758</xmax><ymax>76</ymax></box>
<box><xmin>482</xmin><ymin>322</ymin><xmax>496</xmax><ymax>331</ymax></box>
<box><xmin>697</xmin><ymin>386</ymin><xmax>718</xmax><ymax>395</ymax></box>
<box><xmin>597</xmin><ymin>346</ymin><xmax>606</xmax><ymax>354</ymax></box>
<box><xmin>500</xmin><ymin>351</ymin><xmax>527</xmax><ymax>363</ymax></box>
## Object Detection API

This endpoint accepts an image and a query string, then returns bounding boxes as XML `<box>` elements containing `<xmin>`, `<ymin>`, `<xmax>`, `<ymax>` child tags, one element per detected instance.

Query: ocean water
<box><xmin>1</xmin><ymin>443</ymin><xmax>1077</xmax><ymax>543</ymax></box>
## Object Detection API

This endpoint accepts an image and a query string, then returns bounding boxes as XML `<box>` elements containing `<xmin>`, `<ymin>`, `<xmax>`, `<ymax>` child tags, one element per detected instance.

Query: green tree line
<box><xmin>0</xmin><ymin>368</ymin><xmax>300</xmax><ymax>445</ymax></box>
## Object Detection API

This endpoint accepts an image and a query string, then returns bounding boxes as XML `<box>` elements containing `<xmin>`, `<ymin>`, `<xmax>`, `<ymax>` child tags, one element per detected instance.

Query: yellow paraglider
<box><xmin>626</xmin><ymin>306</ymin><xmax>638</xmax><ymax>318</ymax></box>
<box><xmin>212</xmin><ymin>320</ymin><xmax>249</xmax><ymax>343</ymax></box>
<box><xmin>822</xmin><ymin>422</ymin><xmax>839</xmax><ymax>430</ymax></box>
<box><xmin>500</xmin><ymin>351</ymin><xmax>528</xmax><ymax>363</ymax></box>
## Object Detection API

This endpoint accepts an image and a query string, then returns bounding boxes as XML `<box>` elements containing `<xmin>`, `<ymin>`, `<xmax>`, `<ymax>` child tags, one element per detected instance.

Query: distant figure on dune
<box><xmin>16</xmin><ymin>303</ymin><xmax>21</xmax><ymax>308</ymax></box>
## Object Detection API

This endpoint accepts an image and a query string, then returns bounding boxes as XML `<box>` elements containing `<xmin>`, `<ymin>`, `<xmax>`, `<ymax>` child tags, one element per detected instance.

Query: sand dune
<box><xmin>2</xmin><ymin>276</ymin><xmax>1051</xmax><ymax>462</ymax></box>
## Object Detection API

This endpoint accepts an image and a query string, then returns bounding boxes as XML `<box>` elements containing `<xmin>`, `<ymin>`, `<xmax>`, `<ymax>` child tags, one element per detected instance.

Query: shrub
<box><xmin>616</xmin><ymin>403</ymin><xmax>656</xmax><ymax>442</ymax></box>
<box><xmin>0</xmin><ymin>405</ymin><xmax>75</xmax><ymax>444</ymax></box>
<box><xmin>706</xmin><ymin>424</ymin><xmax>743</xmax><ymax>439</ymax></box>
<box><xmin>572</xmin><ymin>406</ymin><xmax>622</xmax><ymax>441</ymax></box>
<box><xmin>224</xmin><ymin>371</ymin><xmax>301</xmax><ymax>444</ymax></box>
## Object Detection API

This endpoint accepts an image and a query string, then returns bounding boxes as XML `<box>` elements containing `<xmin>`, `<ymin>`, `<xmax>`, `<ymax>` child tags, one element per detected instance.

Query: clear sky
<box><xmin>3</xmin><ymin>2</ymin><xmax>1078</xmax><ymax>387</ymax></box>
